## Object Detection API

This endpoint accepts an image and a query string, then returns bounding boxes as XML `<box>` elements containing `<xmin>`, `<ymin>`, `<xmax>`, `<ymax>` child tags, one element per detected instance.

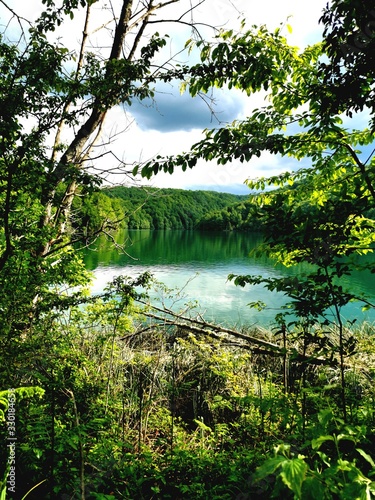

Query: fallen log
<box><xmin>134</xmin><ymin>301</ymin><xmax>335</xmax><ymax>367</ymax></box>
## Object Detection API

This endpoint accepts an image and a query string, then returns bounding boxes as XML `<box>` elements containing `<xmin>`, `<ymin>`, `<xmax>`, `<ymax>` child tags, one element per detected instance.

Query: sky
<box><xmin>1</xmin><ymin>0</ymin><xmax>330</xmax><ymax>194</ymax></box>
<box><xmin>108</xmin><ymin>0</ymin><xmax>330</xmax><ymax>194</ymax></box>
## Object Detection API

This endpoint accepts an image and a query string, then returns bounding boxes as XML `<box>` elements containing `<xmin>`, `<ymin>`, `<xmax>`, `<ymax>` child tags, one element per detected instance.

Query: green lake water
<box><xmin>82</xmin><ymin>229</ymin><xmax>375</xmax><ymax>328</ymax></box>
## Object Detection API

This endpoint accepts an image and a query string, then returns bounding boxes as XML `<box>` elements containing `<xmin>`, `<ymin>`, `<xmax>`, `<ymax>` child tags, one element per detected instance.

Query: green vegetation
<box><xmin>138</xmin><ymin>0</ymin><xmax>375</xmax><ymax>424</ymax></box>
<box><xmin>1</xmin><ymin>0</ymin><xmax>375</xmax><ymax>499</ymax></box>
<box><xmin>75</xmin><ymin>186</ymin><xmax>247</xmax><ymax>231</ymax></box>
<box><xmin>1</xmin><ymin>288</ymin><xmax>375</xmax><ymax>498</ymax></box>
<box><xmin>197</xmin><ymin>199</ymin><xmax>261</xmax><ymax>231</ymax></box>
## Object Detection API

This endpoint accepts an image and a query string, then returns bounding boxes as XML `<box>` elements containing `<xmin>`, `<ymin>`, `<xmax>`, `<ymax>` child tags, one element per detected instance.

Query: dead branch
<box><xmin>136</xmin><ymin>302</ymin><xmax>334</xmax><ymax>366</ymax></box>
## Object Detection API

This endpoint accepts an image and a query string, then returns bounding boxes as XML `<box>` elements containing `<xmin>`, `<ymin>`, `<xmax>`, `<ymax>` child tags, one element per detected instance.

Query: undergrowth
<box><xmin>1</xmin><ymin>305</ymin><xmax>375</xmax><ymax>498</ymax></box>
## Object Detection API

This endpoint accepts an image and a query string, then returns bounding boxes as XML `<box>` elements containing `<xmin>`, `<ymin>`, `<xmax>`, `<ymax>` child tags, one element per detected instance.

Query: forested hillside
<box><xmin>199</xmin><ymin>192</ymin><xmax>375</xmax><ymax>231</ymax></box>
<box><xmin>198</xmin><ymin>200</ymin><xmax>260</xmax><ymax>231</ymax></box>
<box><xmin>76</xmin><ymin>186</ymin><xmax>247</xmax><ymax>230</ymax></box>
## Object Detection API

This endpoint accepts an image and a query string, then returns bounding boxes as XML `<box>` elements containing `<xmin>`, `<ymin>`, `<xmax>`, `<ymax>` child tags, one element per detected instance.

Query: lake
<box><xmin>83</xmin><ymin>229</ymin><xmax>375</xmax><ymax>328</ymax></box>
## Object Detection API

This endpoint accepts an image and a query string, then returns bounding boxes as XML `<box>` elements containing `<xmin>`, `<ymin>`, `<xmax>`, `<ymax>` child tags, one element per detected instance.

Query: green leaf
<box><xmin>280</xmin><ymin>458</ymin><xmax>308</xmax><ymax>498</ymax></box>
<box><xmin>193</xmin><ymin>419</ymin><xmax>212</xmax><ymax>433</ymax></box>
<box><xmin>301</xmin><ymin>475</ymin><xmax>325</xmax><ymax>500</ymax></box>
<box><xmin>311</xmin><ymin>435</ymin><xmax>335</xmax><ymax>450</ymax></box>
<box><xmin>356</xmin><ymin>448</ymin><xmax>375</xmax><ymax>468</ymax></box>
<box><xmin>253</xmin><ymin>456</ymin><xmax>286</xmax><ymax>483</ymax></box>
<box><xmin>247</xmin><ymin>300</ymin><xmax>267</xmax><ymax>311</ymax></box>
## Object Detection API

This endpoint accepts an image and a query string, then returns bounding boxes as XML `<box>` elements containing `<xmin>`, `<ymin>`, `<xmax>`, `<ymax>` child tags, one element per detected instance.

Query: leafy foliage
<box><xmin>1</xmin><ymin>1</ymin><xmax>375</xmax><ymax>498</ymax></box>
<box><xmin>1</xmin><ymin>299</ymin><xmax>374</xmax><ymax>498</ymax></box>
<box><xmin>319</xmin><ymin>0</ymin><xmax>375</xmax><ymax>127</ymax></box>
<box><xmin>137</xmin><ymin>1</ymin><xmax>375</xmax><ymax>423</ymax></box>
<box><xmin>77</xmin><ymin>186</ymin><xmax>247</xmax><ymax>231</ymax></box>
<box><xmin>0</xmin><ymin>0</ymin><xmax>204</xmax><ymax>344</ymax></box>
<box><xmin>254</xmin><ymin>411</ymin><xmax>375</xmax><ymax>499</ymax></box>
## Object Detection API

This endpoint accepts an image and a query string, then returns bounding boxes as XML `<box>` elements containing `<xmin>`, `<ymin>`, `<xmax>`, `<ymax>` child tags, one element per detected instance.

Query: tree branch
<box><xmin>138</xmin><ymin>306</ymin><xmax>335</xmax><ymax>366</ymax></box>
<box><xmin>342</xmin><ymin>141</ymin><xmax>375</xmax><ymax>202</ymax></box>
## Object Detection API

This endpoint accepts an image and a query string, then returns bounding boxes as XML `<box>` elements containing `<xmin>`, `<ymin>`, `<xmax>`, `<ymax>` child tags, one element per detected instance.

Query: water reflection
<box><xmin>82</xmin><ymin>230</ymin><xmax>375</xmax><ymax>327</ymax></box>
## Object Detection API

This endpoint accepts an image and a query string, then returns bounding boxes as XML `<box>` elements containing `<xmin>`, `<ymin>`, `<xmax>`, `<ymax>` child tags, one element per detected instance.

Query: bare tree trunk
<box><xmin>41</xmin><ymin>1</ymin><xmax>135</xmax><ymax>254</ymax></box>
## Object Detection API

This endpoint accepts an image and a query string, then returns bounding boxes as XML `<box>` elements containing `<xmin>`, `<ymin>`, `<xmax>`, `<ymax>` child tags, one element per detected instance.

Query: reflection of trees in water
<box><xmin>83</xmin><ymin>229</ymin><xmax>264</xmax><ymax>267</ymax></box>
<box><xmin>82</xmin><ymin>230</ymin><xmax>375</xmax><ymax>327</ymax></box>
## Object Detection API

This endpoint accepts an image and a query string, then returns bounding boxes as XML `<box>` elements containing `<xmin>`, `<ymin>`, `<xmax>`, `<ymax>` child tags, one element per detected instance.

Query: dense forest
<box><xmin>75</xmin><ymin>186</ymin><xmax>248</xmax><ymax>231</ymax></box>
<box><xmin>197</xmin><ymin>200</ymin><xmax>259</xmax><ymax>231</ymax></box>
<box><xmin>77</xmin><ymin>186</ymin><xmax>375</xmax><ymax>233</ymax></box>
<box><xmin>1</xmin><ymin>1</ymin><xmax>375</xmax><ymax>499</ymax></box>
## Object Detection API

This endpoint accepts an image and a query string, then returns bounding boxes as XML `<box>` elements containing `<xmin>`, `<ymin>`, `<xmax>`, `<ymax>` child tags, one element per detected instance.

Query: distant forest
<box><xmin>75</xmin><ymin>186</ymin><xmax>261</xmax><ymax>231</ymax></box>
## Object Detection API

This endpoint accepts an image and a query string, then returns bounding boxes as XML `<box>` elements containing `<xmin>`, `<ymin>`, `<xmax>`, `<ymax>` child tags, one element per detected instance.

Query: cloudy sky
<box><xmin>1</xmin><ymin>0</ymin><xmax>330</xmax><ymax>193</ymax></box>
<box><xmin>109</xmin><ymin>0</ymin><xmax>329</xmax><ymax>193</ymax></box>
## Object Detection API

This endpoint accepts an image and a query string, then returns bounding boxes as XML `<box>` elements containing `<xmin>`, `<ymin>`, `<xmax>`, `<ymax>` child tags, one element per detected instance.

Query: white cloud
<box><xmin>122</xmin><ymin>0</ymin><xmax>329</xmax><ymax>192</ymax></box>
<box><xmin>1</xmin><ymin>0</ymin><xmax>329</xmax><ymax>192</ymax></box>
<box><xmin>101</xmin><ymin>104</ymin><xmax>306</xmax><ymax>193</ymax></box>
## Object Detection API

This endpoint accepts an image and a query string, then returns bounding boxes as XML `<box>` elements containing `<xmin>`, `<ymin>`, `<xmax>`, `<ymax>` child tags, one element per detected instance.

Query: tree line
<box><xmin>75</xmin><ymin>186</ymin><xmax>249</xmax><ymax>231</ymax></box>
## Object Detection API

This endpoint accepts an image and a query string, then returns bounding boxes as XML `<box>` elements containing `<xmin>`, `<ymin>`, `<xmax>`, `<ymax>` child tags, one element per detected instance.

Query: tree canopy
<box><xmin>319</xmin><ymin>0</ymin><xmax>375</xmax><ymax>125</ymax></box>
<box><xmin>0</xmin><ymin>0</ymin><xmax>213</xmax><ymax>337</ymax></box>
